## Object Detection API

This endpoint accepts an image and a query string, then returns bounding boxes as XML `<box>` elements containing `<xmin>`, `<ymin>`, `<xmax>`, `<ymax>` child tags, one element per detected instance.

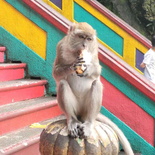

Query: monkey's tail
<box><xmin>96</xmin><ymin>113</ymin><xmax>134</xmax><ymax>155</ymax></box>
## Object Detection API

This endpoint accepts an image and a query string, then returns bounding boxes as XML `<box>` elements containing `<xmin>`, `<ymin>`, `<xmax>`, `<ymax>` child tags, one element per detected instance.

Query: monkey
<box><xmin>53</xmin><ymin>22</ymin><xmax>134</xmax><ymax>155</ymax></box>
<box><xmin>53</xmin><ymin>22</ymin><xmax>102</xmax><ymax>138</ymax></box>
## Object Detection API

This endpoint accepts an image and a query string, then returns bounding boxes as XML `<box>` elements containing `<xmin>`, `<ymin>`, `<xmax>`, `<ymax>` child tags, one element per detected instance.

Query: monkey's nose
<box><xmin>83</xmin><ymin>42</ymin><xmax>87</xmax><ymax>47</ymax></box>
<box><xmin>78</xmin><ymin>50</ymin><xmax>82</xmax><ymax>55</ymax></box>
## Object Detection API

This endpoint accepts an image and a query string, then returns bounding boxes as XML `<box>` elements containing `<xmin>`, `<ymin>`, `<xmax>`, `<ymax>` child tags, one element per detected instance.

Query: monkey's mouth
<box><xmin>77</xmin><ymin>50</ymin><xmax>81</xmax><ymax>55</ymax></box>
<box><xmin>77</xmin><ymin>50</ymin><xmax>83</xmax><ymax>55</ymax></box>
<box><xmin>77</xmin><ymin>48</ymin><xmax>87</xmax><ymax>55</ymax></box>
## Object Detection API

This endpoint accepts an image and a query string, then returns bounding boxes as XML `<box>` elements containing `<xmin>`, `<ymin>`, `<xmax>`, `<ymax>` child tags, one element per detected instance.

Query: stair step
<box><xmin>0</xmin><ymin>96</ymin><xmax>62</xmax><ymax>135</ymax></box>
<box><xmin>0</xmin><ymin>79</ymin><xmax>47</xmax><ymax>105</ymax></box>
<box><xmin>0</xmin><ymin>114</ymin><xmax>140</xmax><ymax>155</ymax></box>
<box><xmin>0</xmin><ymin>63</ymin><xmax>26</xmax><ymax>81</ymax></box>
<box><xmin>0</xmin><ymin>115</ymin><xmax>65</xmax><ymax>155</ymax></box>
<box><xmin>0</xmin><ymin>47</ymin><xmax>6</xmax><ymax>63</ymax></box>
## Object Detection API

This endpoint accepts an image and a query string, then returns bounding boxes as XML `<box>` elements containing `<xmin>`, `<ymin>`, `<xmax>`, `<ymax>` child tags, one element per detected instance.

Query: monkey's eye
<box><xmin>87</xmin><ymin>37</ymin><xmax>92</xmax><ymax>41</ymax></box>
<box><xmin>78</xmin><ymin>35</ymin><xmax>85</xmax><ymax>39</ymax></box>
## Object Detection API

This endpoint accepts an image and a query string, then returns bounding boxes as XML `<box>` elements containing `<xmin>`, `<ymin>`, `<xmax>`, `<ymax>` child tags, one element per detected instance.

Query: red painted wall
<box><xmin>101</xmin><ymin>77</ymin><xmax>154</xmax><ymax>146</ymax></box>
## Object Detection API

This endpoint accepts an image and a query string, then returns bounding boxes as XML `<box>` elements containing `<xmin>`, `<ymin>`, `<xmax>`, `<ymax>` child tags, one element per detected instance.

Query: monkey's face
<box><xmin>68</xmin><ymin>23</ymin><xmax>98</xmax><ymax>55</ymax></box>
<box><xmin>75</xmin><ymin>33</ymin><xmax>93</xmax><ymax>50</ymax></box>
<box><xmin>69</xmin><ymin>31</ymin><xmax>97</xmax><ymax>55</ymax></box>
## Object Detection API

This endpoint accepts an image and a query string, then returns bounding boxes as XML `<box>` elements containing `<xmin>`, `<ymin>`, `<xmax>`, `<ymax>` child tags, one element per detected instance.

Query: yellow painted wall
<box><xmin>0</xmin><ymin>0</ymin><xmax>47</xmax><ymax>59</ymax></box>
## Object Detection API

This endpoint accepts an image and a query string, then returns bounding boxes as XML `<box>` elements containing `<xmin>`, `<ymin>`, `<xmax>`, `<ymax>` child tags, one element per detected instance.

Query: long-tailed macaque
<box><xmin>53</xmin><ymin>22</ymin><xmax>134</xmax><ymax>155</ymax></box>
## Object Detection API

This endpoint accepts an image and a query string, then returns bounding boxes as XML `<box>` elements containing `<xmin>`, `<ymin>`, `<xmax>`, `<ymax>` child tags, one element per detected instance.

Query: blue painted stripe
<box><xmin>50</xmin><ymin>0</ymin><xmax>62</xmax><ymax>9</ymax></box>
<box><xmin>136</xmin><ymin>49</ymin><xmax>144</xmax><ymax>72</ymax></box>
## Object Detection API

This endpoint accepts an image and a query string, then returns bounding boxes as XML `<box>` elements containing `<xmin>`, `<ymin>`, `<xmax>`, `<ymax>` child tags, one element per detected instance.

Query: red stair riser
<box><xmin>0</xmin><ymin>105</ymin><xmax>62</xmax><ymax>135</ymax></box>
<box><xmin>11</xmin><ymin>142</ymin><xmax>40</xmax><ymax>155</ymax></box>
<box><xmin>0</xmin><ymin>85</ymin><xmax>45</xmax><ymax>105</ymax></box>
<box><xmin>0</xmin><ymin>68</ymin><xmax>25</xmax><ymax>81</ymax></box>
<box><xmin>0</xmin><ymin>100</ymin><xmax>58</xmax><ymax>121</ymax></box>
<box><xmin>0</xmin><ymin>52</ymin><xmax>4</xmax><ymax>62</ymax></box>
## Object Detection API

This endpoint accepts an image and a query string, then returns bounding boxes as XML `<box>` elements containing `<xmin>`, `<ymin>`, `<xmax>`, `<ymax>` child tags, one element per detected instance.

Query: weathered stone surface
<box><xmin>39</xmin><ymin>119</ymin><xmax>119</xmax><ymax>155</ymax></box>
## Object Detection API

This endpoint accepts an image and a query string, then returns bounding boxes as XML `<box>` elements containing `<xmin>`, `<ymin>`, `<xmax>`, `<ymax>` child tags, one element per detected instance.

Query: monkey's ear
<box><xmin>68</xmin><ymin>23</ymin><xmax>76</xmax><ymax>34</ymax></box>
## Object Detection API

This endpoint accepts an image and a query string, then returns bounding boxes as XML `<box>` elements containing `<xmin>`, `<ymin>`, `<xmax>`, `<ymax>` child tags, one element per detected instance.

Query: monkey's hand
<box><xmin>73</xmin><ymin>57</ymin><xmax>87</xmax><ymax>77</ymax></box>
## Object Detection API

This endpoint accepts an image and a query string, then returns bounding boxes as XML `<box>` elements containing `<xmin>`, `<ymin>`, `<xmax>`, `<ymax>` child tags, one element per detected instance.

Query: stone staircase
<box><xmin>0</xmin><ymin>46</ymin><xmax>62</xmax><ymax>155</ymax></box>
<box><xmin>0</xmin><ymin>47</ymin><xmax>140</xmax><ymax>155</ymax></box>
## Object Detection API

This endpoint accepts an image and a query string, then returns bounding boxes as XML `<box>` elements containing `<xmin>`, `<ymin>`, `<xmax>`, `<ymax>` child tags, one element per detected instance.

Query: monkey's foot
<box><xmin>68</xmin><ymin>120</ymin><xmax>82</xmax><ymax>138</ymax></box>
<box><xmin>78</xmin><ymin>122</ymin><xmax>93</xmax><ymax>139</ymax></box>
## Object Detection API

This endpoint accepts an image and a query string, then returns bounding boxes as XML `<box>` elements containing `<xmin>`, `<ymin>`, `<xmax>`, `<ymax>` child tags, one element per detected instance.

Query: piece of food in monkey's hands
<box><xmin>75</xmin><ymin>64</ymin><xmax>86</xmax><ymax>75</ymax></box>
<box><xmin>75</xmin><ymin>49</ymin><xmax>92</xmax><ymax>75</ymax></box>
<box><xmin>75</xmin><ymin>54</ymin><xmax>86</xmax><ymax>75</ymax></box>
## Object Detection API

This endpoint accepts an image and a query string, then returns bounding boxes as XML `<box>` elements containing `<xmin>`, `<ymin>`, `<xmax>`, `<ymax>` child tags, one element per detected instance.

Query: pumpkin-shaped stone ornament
<box><xmin>39</xmin><ymin>118</ymin><xmax>119</xmax><ymax>155</ymax></box>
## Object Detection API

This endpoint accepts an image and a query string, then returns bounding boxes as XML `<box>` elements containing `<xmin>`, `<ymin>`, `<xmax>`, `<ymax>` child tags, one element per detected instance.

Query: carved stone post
<box><xmin>39</xmin><ymin>117</ymin><xmax>119</xmax><ymax>155</ymax></box>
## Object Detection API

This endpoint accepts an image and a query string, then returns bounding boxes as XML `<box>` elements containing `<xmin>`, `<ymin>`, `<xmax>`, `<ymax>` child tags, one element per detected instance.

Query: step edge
<box><xmin>0</xmin><ymin>63</ymin><xmax>26</xmax><ymax>70</ymax></box>
<box><xmin>0</xmin><ymin>115</ymin><xmax>65</xmax><ymax>155</ymax></box>
<box><xmin>0</xmin><ymin>47</ymin><xmax>6</xmax><ymax>52</ymax></box>
<box><xmin>0</xmin><ymin>79</ymin><xmax>47</xmax><ymax>92</ymax></box>
<box><xmin>0</xmin><ymin>135</ymin><xmax>40</xmax><ymax>155</ymax></box>
<box><xmin>0</xmin><ymin>99</ymin><xmax>58</xmax><ymax>121</ymax></box>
